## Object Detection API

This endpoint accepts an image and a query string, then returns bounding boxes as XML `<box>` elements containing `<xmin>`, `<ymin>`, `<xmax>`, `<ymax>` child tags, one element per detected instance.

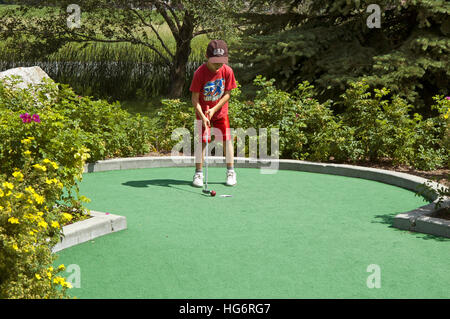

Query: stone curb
<box><xmin>83</xmin><ymin>156</ymin><xmax>449</xmax><ymax>238</ymax></box>
<box><xmin>52</xmin><ymin>210</ymin><xmax>127</xmax><ymax>253</ymax></box>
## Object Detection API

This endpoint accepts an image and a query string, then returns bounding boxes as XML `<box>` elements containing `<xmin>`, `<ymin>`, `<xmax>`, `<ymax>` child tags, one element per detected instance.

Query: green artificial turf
<box><xmin>54</xmin><ymin>167</ymin><xmax>450</xmax><ymax>298</ymax></box>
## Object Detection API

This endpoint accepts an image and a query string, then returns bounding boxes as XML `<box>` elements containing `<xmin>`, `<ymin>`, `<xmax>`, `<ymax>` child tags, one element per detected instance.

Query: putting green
<box><xmin>55</xmin><ymin>167</ymin><xmax>450</xmax><ymax>298</ymax></box>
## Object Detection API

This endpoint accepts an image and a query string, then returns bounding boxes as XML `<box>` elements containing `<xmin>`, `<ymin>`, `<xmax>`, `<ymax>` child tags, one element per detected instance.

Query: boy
<box><xmin>190</xmin><ymin>39</ymin><xmax>237</xmax><ymax>187</ymax></box>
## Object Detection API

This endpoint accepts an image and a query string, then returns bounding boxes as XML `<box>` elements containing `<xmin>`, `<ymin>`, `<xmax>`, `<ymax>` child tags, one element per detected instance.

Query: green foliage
<box><xmin>0</xmin><ymin>0</ymin><xmax>242</xmax><ymax>97</ymax></box>
<box><xmin>236</xmin><ymin>0</ymin><xmax>450</xmax><ymax>110</ymax></box>
<box><xmin>51</xmin><ymin>83</ymin><xmax>154</xmax><ymax>161</ymax></box>
<box><xmin>0</xmin><ymin>77</ymin><xmax>92</xmax><ymax>214</ymax></box>
<box><xmin>153</xmin><ymin>99</ymin><xmax>195</xmax><ymax>152</ymax></box>
<box><xmin>0</xmin><ymin>141</ymin><xmax>72</xmax><ymax>298</ymax></box>
<box><xmin>334</xmin><ymin>81</ymin><xmax>449</xmax><ymax>169</ymax></box>
<box><xmin>153</xmin><ymin>76</ymin><xmax>448</xmax><ymax>171</ymax></box>
<box><xmin>0</xmin><ymin>75</ymin><xmax>156</xmax><ymax>217</ymax></box>
<box><xmin>229</xmin><ymin>77</ymin><xmax>338</xmax><ymax>160</ymax></box>
<box><xmin>229</xmin><ymin>77</ymin><xmax>449</xmax><ymax>169</ymax></box>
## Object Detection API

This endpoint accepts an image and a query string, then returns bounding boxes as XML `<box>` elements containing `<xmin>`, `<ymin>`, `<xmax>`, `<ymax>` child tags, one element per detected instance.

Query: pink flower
<box><xmin>20</xmin><ymin>113</ymin><xmax>41</xmax><ymax>123</ymax></box>
<box><xmin>20</xmin><ymin>113</ymin><xmax>32</xmax><ymax>123</ymax></box>
<box><xmin>446</xmin><ymin>96</ymin><xmax>450</xmax><ymax>100</ymax></box>
<box><xmin>31</xmin><ymin>114</ymin><xmax>40</xmax><ymax>123</ymax></box>
<box><xmin>20</xmin><ymin>113</ymin><xmax>40</xmax><ymax>123</ymax></box>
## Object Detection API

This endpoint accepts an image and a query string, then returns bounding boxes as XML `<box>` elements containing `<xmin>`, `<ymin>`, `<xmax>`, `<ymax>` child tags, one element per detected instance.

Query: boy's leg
<box><xmin>224</xmin><ymin>138</ymin><xmax>234</xmax><ymax>170</ymax></box>
<box><xmin>195</xmin><ymin>142</ymin><xmax>207</xmax><ymax>171</ymax></box>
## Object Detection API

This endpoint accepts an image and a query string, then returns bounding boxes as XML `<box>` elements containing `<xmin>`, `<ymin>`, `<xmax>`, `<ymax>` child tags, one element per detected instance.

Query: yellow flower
<box><xmin>0</xmin><ymin>206</ymin><xmax>3</xmax><ymax>211</ymax></box>
<box><xmin>64</xmin><ymin>281</ymin><xmax>73</xmax><ymax>289</ymax></box>
<box><xmin>2</xmin><ymin>182</ymin><xmax>14</xmax><ymax>190</ymax></box>
<box><xmin>12</xmin><ymin>244</ymin><xmax>19</xmax><ymax>251</ymax></box>
<box><xmin>12</xmin><ymin>171</ymin><xmax>24</xmax><ymax>181</ymax></box>
<box><xmin>8</xmin><ymin>217</ymin><xmax>19</xmax><ymax>224</ymax></box>
<box><xmin>51</xmin><ymin>221</ymin><xmax>60</xmax><ymax>229</ymax></box>
<box><xmin>21</xmin><ymin>138</ymin><xmax>31</xmax><ymax>145</ymax></box>
<box><xmin>23</xmin><ymin>150</ymin><xmax>31</xmax><ymax>156</ymax></box>
<box><xmin>62</xmin><ymin>213</ymin><xmax>73</xmax><ymax>221</ymax></box>
<box><xmin>33</xmin><ymin>193</ymin><xmax>45</xmax><ymax>205</ymax></box>
<box><xmin>32</xmin><ymin>164</ymin><xmax>47</xmax><ymax>172</ymax></box>
<box><xmin>47</xmin><ymin>272</ymin><xmax>52</xmax><ymax>279</ymax></box>
<box><xmin>38</xmin><ymin>220</ymin><xmax>48</xmax><ymax>229</ymax></box>
<box><xmin>58</xmin><ymin>264</ymin><xmax>65</xmax><ymax>271</ymax></box>
<box><xmin>14</xmin><ymin>192</ymin><xmax>23</xmax><ymax>199</ymax></box>
<box><xmin>0</xmin><ymin>189</ymin><xmax>3</xmax><ymax>197</ymax></box>
<box><xmin>51</xmin><ymin>162</ymin><xmax>59</xmax><ymax>170</ymax></box>
<box><xmin>25</xmin><ymin>186</ymin><xmax>35</xmax><ymax>194</ymax></box>
<box><xmin>35</xmin><ymin>274</ymin><xmax>41</xmax><ymax>280</ymax></box>
<box><xmin>43</xmin><ymin>159</ymin><xmax>51</xmax><ymax>163</ymax></box>
<box><xmin>45</xmin><ymin>178</ymin><xmax>53</xmax><ymax>185</ymax></box>
<box><xmin>37</xmin><ymin>211</ymin><xmax>44</xmax><ymax>217</ymax></box>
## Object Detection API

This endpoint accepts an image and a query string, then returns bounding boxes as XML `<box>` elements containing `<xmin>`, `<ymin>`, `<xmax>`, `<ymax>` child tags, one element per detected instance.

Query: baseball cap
<box><xmin>206</xmin><ymin>40</ymin><xmax>229</xmax><ymax>64</ymax></box>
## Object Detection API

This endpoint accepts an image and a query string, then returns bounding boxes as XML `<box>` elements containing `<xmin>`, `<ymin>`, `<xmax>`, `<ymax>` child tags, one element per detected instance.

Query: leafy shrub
<box><xmin>0</xmin><ymin>80</ymin><xmax>92</xmax><ymax>218</ymax></box>
<box><xmin>337</xmin><ymin>82</ymin><xmax>449</xmax><ymax>169</ymax></box>
<box><xmin>49</xmin><ymin>83</ymin><xmax>155</xmax><ymax>161</ymax></box>
<box><xmin>229</xmin><ymin>77</ymin><xmax>448</xmax><ymax>170</ymax></box>
<box><xmin>0</xmin><ymin>139</ymin><xmax>72</xmax><ymax>298</ymax></box>
<box><xmin>153</xmin><ymin>98</ymin><xmax>195</xmax><ymax>152</ymax></box>
<box><xmin>229</xmin><ymin>76</ymin><xmax>340</xmax><ymax>161</ymax></box>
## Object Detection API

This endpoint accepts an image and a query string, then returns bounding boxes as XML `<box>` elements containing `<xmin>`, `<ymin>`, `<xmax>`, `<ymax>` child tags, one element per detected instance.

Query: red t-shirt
<box><xmin>189</xmin><ymin>63</ymin><xmax>237</xmax><ymax>120</ymax></box>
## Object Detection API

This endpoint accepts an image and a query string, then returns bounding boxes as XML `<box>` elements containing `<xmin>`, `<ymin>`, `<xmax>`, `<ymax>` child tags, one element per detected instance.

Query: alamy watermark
<box><xmin>366</xmin><ymin>264</ymin><xmax>381</xmax><ymax>289</ymax></box>
<box><xmin>65</xmin><ymin>264</ymin><xmax>81</xmax><ymax>288</ymax></box>
<box><xmin>367</xmin><ymin>4</ymin><xmax>381</xmax><ymax>29</ymax></box>
<box><xmin>67</xmin><ymin>4</ymin><xmax>81</xmax><ymax>29</ymax></box>
<box><xmin>170</xmin><ymin>119</ymin><xmax>280</xmax><ymax>174</ymax></box>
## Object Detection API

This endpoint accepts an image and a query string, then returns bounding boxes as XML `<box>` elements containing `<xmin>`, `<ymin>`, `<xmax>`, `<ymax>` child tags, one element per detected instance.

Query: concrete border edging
<box><xmin>82</xmin><ymin>156</ymin><xmax>449</xmax><ymax>238</ymax></box>
<box><xmin>52</xmin><ymin>210</ymin><xmax>127</xmax><ymax>253</ymax></box>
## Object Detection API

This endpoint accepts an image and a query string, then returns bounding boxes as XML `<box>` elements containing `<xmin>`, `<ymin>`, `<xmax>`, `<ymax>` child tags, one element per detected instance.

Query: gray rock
<box><xmin>0</xmin><ymin>66</ymin><xmax>58</xmax><ymax>107</ymax></box>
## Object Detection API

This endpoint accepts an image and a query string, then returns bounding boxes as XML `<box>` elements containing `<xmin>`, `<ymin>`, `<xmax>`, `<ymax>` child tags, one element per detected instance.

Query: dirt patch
<box><xmin>430</xmin><ymin>207</ymin><xmax>450</xmax><ymax>221</ymax></box>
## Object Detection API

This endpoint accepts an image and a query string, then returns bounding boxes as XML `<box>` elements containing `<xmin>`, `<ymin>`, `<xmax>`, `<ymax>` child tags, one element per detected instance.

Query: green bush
<box><xmin>49</xmin><ymin>83</ymin><xmax>154</xmax><ymax>161</ymax></box>
<box><xmin>230</xmin><ymin>76</ymin><xmax>340</xmax><ymax>161</ymax></box>
<box><xmin>229</xmin><ymin>77</ymin><xmax>448</xmax><ymax>170</ymax></box>
<box><xmin>337</xmin><ymin>82</ymin><xmax>449</xmax><ymax>170</ymax></box>
<box><xmin>0</xmin><ymin>140</ymin><xmax>72</xmax><ymax>298</ymax></box>
<box><xmin>153</xmin><ymin>99</ymin><xmax>195</xmax><ymax>152</ymax></box>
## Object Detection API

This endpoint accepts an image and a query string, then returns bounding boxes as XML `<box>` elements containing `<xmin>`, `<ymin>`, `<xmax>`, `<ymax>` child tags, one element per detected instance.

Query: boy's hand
<box><xmin>202</xmin><ymin>115</ymin><xmax>210</xmax><ymax>128</ymax></box>
<box><xmin>205</xmin><ymin>107</ymin><xmax>216</xmax><ymax>120</ymax></box>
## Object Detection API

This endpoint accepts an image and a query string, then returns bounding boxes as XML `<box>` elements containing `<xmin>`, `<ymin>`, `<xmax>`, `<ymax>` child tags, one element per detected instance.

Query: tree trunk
<box><xmin>168</xmin><ymin>42</ymin><xmax>191</xmax><ymax>98</ymax></box>
<box><xmin>168</xmin><ymin>12</ymin><xmax>195</xmax><ymax>98</ymax></box>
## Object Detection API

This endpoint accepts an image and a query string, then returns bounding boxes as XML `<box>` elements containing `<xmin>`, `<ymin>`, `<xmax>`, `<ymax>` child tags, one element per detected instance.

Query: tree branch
<box><xmin>128</xmin><ymin>7</ymin><xmax>174</xmax><ymax>59</ymax></box>
<box><xmin>68</xmin><ymin>29</ymin><xmax>172</xmax><ymax>66</ymax></box>
<box><xmin>193</xmin><ymin>28</ymin><xmax>215</xmax><ymax>37</ymax></box>
<box><xmin>153</xmin><ymin>0</ymin><xmax>180</xmax><ymax>41</ymax></box>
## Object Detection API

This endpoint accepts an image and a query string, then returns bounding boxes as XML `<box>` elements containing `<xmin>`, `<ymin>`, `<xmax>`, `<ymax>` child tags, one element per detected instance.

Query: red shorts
<box><xmin>197</xmin><ymin>114</ymin><xmax>231</xmax><ymax>143</ymax></box>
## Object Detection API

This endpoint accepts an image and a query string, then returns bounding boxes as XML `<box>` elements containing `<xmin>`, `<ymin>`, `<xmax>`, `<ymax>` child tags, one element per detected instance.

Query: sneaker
<box><xmin>192</xmin><ymin>172</ymin><xmax>203</xmax><ymax>187</ymax></box>
<box><xmin>226</xmin><ymin>170</ymin><xmax>237</xmax><ymax>186</ymax></box>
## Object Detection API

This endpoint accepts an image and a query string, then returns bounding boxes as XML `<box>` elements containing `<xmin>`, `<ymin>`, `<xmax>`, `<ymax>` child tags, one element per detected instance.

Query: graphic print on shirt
<box><xmin>203</xmin><ymin>78</ymin><xmax>225</xmax><ymax>102</ymax></box>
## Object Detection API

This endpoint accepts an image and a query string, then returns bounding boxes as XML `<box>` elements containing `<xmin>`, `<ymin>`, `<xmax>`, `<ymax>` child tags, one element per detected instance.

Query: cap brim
<box><xmin>208</xmin><ymin>56</ymin><xmax>228</xmax><ymax>64</ymax></box>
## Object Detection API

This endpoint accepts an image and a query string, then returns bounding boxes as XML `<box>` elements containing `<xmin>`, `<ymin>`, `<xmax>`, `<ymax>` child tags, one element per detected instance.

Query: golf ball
<box><xmin>211</xmin><ymin>190</ymin><xmax>216</xmax><ymax>197</ymax></box>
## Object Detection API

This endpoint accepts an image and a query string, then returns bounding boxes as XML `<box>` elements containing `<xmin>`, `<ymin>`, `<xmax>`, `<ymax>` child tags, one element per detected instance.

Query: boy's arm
<box><xmin>192</xmin><ymin>92</ymin><xmax>210</xmax><ymax>127</ymax></box>
<box><xmin>207</xmin><ymin>91</ymin><xmax>231</xmax><ymax>117</ymax></box>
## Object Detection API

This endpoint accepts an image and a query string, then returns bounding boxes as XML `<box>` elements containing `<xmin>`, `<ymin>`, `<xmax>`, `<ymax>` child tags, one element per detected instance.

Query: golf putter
<box><xmin>202</xmin><ymin>107</ymin><xmax>215</xmax><ymax>197</ymax></box>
